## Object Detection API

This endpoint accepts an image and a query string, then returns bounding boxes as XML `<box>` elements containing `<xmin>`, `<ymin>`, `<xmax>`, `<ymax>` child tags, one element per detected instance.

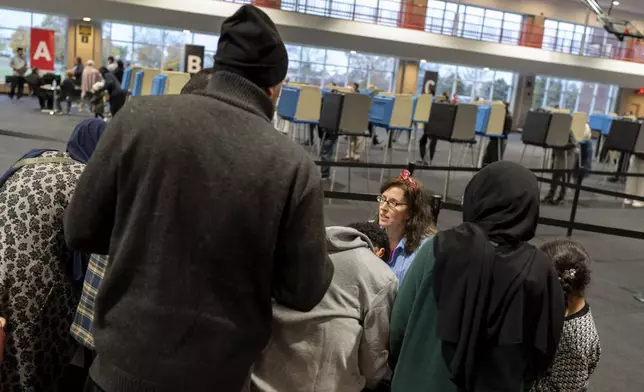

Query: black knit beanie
<box><xmin>214</xmin><ymin>5</ymin><xmax>288</xmax><ymax>88</ymax></box>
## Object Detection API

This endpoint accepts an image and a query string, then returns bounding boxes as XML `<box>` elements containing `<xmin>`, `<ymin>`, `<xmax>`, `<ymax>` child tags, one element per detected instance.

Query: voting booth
<box><xmin>589</xmin><ymin>113</ymin><xmax>616</xmax><ymax>159</ymax></box>
<box><xmin>474</xmin><ymin>101</ymin><xmax>507</xmax><ymax>166</ymax></box>
<box><xmin>277</xmin><ymin>84</ymin><xmax>321</xmax><ymax>140</ymax></box>
<box><xmin>425</xmin><ymin>102</ymin><xmax>479</xmax><ymax>199</ymax></box>
<box><xmin>604</xmin><ymin>119</ymin><xmax>642</xmax><ymax>154</ymax></box>
<box><xmin>570</xmin><ymin>112</ymin><xmax>589</xmax><ymax>142</ymax></box>
<box><xmin>368</xmin><ymin>94</ymin><xmax>413</xmax><ymax>183</ymax></box>
<box><xmin>408</xmin><ymin>94</ymin><xmax>433</xmax><ymax>162</ymax></box>
<box><xmin>319</xmin><ymin>92</ymin><xmax>371</xmax><ymax>135</ymax></box>
<box><xmin>165</xmin><ymin>71</ymin><xmax>191</xmax><ymax>95</ymax></box>
<box><xmin>520</xmin><ymin>110</ymin><xmax>574</xmax><ymax>179</ymax></box>
<box><xmin>319</xmin><ymin>91</ymin><xmax>373</xmax><ymax>192</ymax></box>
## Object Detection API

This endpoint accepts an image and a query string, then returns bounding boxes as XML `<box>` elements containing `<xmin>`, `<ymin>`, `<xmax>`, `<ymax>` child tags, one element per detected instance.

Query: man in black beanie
<box><xmin>64</xmin><ymin>5</ymin><xmax>333</xmax><ymax>392</ymax></box>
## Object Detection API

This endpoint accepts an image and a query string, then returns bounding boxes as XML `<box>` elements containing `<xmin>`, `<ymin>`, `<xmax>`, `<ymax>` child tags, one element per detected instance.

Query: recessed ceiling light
<box><xmin>483</xmin><ymin>67</ymin><xmax>490</xmax><ymax>71</ymax></box>
<box><xmin>420</xmin><ymin>59</ymin><xmax>427</xmax><ymax>63</ymax></box>
<box><xmin>82</xmin><ymin>17</ymin><xmax>91</xmax><ymax>22</ymax></box>
<box><xmin>183</xmin><ymin>29</ymin><xmax>191</xmax><ymax>34</ymax></box>
<box><xmin>613</xmin><ymin>1</ymin><xmax>620</xmax><ymax>5</ymax></box>
<box><xmin>350</xmin><ymin>50</ymin><xmax>357</xmax><ymax>54</ymax></box>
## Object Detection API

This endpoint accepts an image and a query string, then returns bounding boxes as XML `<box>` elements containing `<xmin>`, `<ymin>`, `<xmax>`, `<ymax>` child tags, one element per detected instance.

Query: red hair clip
<box><xmin>399</xmin><ymin>169</ymin><xmax>418</xmax><ymax>191</ymax></box>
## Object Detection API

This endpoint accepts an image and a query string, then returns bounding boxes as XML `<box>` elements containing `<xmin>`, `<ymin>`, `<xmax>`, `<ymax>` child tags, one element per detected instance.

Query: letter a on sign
<box><xmin>30</xmin><ymin>28</ymin><xmax>55</xmax><ymax>71</ymax></box>
<box><xmin>34</xmin><ymin>41</ymin><xmax>52</xmax><ymax>62</ymax></box>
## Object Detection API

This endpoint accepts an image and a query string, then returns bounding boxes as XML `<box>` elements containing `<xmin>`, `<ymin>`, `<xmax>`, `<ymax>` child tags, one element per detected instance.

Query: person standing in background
<box><xmin>81</xmin><ymin>60</ymin><xmax>102</xmax><ymax>111</ymax></box>
<box><xmin>72</xmin><ymin>57</ymin><xmax>84</xmax><ymax>85</ymax></box>
<box><xmin>97</xmin><ymin>66</ymin><xmax>128</xmax><ymax>117</ymax></box>
<box><xmin>113</xmin><ymin>60</ymin><xmax>125</xmax><ymax>84</ymax></box>
<box><xmin>482</xmin><ymin>102</ymin><xmax>513</xmax><ymax>165</ymax></box>
<box><xmin>9</xmin><ymin>47</ymin><xmax>27</xmax><ymax>100</ymax></box>
<box><xmin>345</xmin><ymin>82</ymin><xmax>366</xmax><ymax>162</ymax></box>
<box><xmin>106</xmin><ymin>56</ymin><xmax>118</xmax><ymax>72</ymax></box>
<box><xmin>64</xmin><ymin>5</ymin><xmax>333</xmax><ymax>392</ymax></box>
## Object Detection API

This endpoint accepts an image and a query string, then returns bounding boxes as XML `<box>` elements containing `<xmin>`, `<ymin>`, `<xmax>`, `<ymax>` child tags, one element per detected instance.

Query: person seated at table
<box><xmin>378</xmin><ymin>170</ymin><xmax>436</xmax><ymax>284</ymax></box>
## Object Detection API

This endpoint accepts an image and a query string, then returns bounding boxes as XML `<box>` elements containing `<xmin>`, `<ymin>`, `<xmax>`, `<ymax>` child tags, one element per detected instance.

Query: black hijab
<box><xmin>433</xmin><ymin>161</ymin><xmax>565</xmax><ymax>391</ymax></box>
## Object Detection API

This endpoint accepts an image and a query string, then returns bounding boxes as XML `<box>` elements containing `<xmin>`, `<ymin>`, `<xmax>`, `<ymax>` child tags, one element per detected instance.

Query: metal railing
<box><xmin>226</xmin><ymin>0</ymin><xmax>644</xmax><ymax>64</ymax></box>
<box><xmin>317</xmin><ymin>160</ymin><xmax>644</xmax><ymax>240</ymax></box>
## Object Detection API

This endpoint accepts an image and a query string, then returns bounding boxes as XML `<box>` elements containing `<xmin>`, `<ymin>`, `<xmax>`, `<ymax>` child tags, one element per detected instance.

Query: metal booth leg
<box><xmin>520</xmin><ymin>144</ymin><xmax>528</xmax><ymax>164</ymax></box>
<box><xmin>498</xmin><ymin>138</ymin><xmax>502</xmax><ymax>163</ymax></box>
<box><xmin>329</xmin><ymin>134</ymin><xmax>342</xmax><ymax>205</ymax></box>
<box><xmin>443</xmin><ymin>143</ymin><xmax>454</xmax><ymax>200</ymax></box>
<box><xmin>477</xmin><ymin>135</ymin><xmax>486</xmax><ymax>168</ymax></box>
<box><xmin>380</xmin><ymin>129</ymin><xmax>391</xmax><ymax>185</ymax></box>
<box><xmin>407</xmin><ymin>124</ymin><xmax>417</xmax><ymax>164</ymax></box>
<box><xmin>364</xmin><ymin>134</ymin><xmax>371</xmax><ymax>194</ymax></box>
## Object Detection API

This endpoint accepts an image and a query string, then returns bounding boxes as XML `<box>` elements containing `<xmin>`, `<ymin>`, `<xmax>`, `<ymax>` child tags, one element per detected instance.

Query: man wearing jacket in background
<box><xmin>64</xmin><ymin>5</ymin><xmax>334</xmax><ymax>392</ymax></box>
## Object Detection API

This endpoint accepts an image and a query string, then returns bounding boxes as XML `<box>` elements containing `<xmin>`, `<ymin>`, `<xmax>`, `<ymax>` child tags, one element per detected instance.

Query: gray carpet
<box><xmin>2</xmin><ymin>95</ymin><xmax>644</xmax><ymax>391</ymax></box>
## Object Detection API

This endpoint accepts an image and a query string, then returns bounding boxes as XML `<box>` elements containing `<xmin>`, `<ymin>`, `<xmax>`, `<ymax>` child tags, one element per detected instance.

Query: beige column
<box><xmin>67</xmin><ymin>20</ymin><xmax>102</xmax><ymax>70</ymax></box>
<box><xmin>396</xmin><ymin>60</ymin><xmax>420</xmax><ymax>94</ymax></box>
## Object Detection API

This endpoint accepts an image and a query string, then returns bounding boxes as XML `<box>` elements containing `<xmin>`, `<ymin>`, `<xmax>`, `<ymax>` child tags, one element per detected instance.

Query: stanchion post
<box><xmin>407</xmin><ymin>162</ymin><xmax>416</xmax><ymax>176</ymax></box>
<box><xmin>567</xmin><ymin>168</ymin><xmax>583</xmax><ymax>237</ymax></box>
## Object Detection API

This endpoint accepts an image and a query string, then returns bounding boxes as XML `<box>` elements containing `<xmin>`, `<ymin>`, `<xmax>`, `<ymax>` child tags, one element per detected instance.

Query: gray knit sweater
<box><xmin>64</xmin><ymin>71</ymin><xmax>334</xmax><ymax>392</ymax></box>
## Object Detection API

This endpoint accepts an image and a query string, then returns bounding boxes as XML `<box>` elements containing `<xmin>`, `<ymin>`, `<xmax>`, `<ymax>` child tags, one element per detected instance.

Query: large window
<box><xmin>0</xmin><ymin>8</ymin><xmax>67</xmax><ymax>80</ymax></box>
<box><xmin>532</xmin><ymin>75</ymin><xmax>618</xmax><ymax>114</ymax></box>
<box><xmin>424</xmin><ymin>1</ymin><xmax>522</xmax><ymax>44</ymax></box>
<box><xmin>103</xmin><ymin>22</ymin><xmax>219</xmax><ymax>70</ymax></box>
<box><xmin>286</xmin><ymin>44</ymin><xmax>397</xmax><ymax>91</ymax></box>
<box><xmin>284</xmin><ymin>0</ymin><xmax>400</xmax><ymax>27</ymax></box>
<box><xmin>417</xmin><ymin>61</ymin><xmax>517</xmax><ymax>104</ymax></box>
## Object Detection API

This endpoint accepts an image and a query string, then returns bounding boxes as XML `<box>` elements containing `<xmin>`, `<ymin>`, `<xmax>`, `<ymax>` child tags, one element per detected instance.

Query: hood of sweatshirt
<box><xmin>325</xmin><ymin>226</ymin><xmax>374</xmax><ymax>253</ymax></box>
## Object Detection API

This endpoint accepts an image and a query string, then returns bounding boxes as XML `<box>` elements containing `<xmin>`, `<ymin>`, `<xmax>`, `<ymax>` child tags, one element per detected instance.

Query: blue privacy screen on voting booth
<box><xmin>277</xmin><ymin>85</ymin><xmax>300</xmax><ymax>120</ymax></box>
<box><xmin>475</xmin><ymin>105</ymin><xmax>491</xmax><ymax>135</ymax></box>
<box><xmin>369</xmin><ymin>95</ymin><xmax>395</xmax><ymax>127</ymax></box>
<box><xmin>589</xmin><ymin>113</ymin><xmax>614</xmax><ymax>135</ymax></box>
<box><xmin>131</xmin><ymin>70</ymin><xmax>144</xmax><ymax>97</ymax></box>
<box><xmin>151</xmin><ymin>74</ymin><xmax>168</xmax><ymax>96</ymax></box>
<box><xmin>122</xmin><ymin>68</ymin><xmax>133</xmax><ymax>92</ymax></box>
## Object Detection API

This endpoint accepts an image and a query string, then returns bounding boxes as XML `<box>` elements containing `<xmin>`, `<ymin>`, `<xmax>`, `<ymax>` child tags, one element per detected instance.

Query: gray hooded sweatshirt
<box><xmin>252</xmin><ymin>226</ymin><xmax>398</xmax><ymax>392</ymax></box>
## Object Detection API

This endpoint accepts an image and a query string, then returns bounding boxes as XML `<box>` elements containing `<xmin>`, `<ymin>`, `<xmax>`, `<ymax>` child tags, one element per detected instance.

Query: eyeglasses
<box><xmin>377</xmin><ymin>195</ymin><xmax>407</xmax><ymax>209</ymax></box>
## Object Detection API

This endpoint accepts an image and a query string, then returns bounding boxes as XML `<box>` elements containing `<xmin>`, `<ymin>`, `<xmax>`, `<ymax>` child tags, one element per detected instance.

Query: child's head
<box><xmin>348</xmin><ymin>222</ymin><xmax>390</xmax><ymax>262</ymax></box>
<box><xmin>539</xmin><ymin>239</ymin><xmax>592</xmax><ymax>300</ymax></box>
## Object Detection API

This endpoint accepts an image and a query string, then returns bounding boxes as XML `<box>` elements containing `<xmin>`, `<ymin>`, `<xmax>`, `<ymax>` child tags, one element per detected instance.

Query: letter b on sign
<box><xmin>184</xmin><ymin>45</ymin><xmax>205</xmax><ymax>75</ymax></box>
<box><xmin>187</xmin><ymin>55</ymin><xmax>202</xmax><ymax>74</ymax></box>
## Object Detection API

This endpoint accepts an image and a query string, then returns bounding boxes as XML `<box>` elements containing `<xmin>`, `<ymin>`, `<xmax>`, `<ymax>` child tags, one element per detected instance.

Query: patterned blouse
<box><xmin>531</xmin><ymin>303</ymin><xmax>601</xmax><ymax>392</ymax></box>
<box><xmin>0</xmin><ymin>152</ymin><xmax>85</xmax><ymax>391</ymax></box>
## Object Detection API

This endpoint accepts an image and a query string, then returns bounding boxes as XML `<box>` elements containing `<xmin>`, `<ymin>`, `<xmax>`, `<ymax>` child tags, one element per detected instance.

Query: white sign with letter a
<box><xmin>33</xmin><ymin>41</ymin><xmax>52</xmax><ymax>62</ymax></box>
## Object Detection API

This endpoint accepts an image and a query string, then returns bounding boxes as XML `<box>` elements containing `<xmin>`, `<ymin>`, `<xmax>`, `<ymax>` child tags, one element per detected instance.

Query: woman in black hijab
<box><xmin>389</xmin><ymin>161</ymin><xmax>565</xmax><ymax>392</ymax></box>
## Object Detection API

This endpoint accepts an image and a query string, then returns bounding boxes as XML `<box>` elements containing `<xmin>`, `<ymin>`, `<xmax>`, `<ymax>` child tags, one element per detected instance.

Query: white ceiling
<box><xmin>574</xmin><ymin>0</ymin><xmax>643</xmax><ymax>19</ymax></box>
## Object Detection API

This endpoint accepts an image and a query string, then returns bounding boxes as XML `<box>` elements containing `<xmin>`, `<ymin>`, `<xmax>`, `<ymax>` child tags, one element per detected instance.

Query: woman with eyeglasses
<box><xmin>377</xmin><ymin>170</ymin><xmax>437</xmax><ymax>284</ymax></box>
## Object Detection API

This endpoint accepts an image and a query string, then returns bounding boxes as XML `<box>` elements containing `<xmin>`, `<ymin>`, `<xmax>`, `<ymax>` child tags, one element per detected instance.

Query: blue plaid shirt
<box><xmin>70</xmin><ymin>254</ymin><xmax>108</xmax><ymax>350</ymax></box>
